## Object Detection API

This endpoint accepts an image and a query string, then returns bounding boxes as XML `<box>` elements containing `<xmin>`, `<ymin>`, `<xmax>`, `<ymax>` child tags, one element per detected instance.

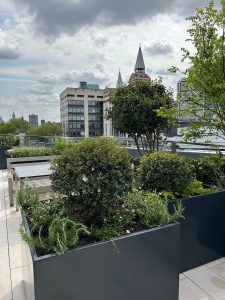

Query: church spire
<box><xmin>135</xmin><ymin>46</ymin><xmax>145</xmax><ymax>73</ymax></box>
<box><xmin>116</xmin><ymin>69</ymin><xmax>123</xmax><ymax>88</ymax></box>
<box><xmin>12</xmin><ymin>110</ymin><xmax>15</xmax><ymax>119</ymax></box>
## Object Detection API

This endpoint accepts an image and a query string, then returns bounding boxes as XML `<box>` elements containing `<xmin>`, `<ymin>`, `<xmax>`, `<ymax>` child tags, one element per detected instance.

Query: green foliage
<box><xmin>51</xmin><ymin>137</ymin><xmax>132</xmax><ymax>224</ymax></box>
<box><xmin>119</xmin><ymin>191</ymin><xmax>184</xmax><ymax>228</ymax></box>
<box><xmin>171</xmin><ymin>1</ymin><xmax>225</xmax><ymax>141</ymax></box>
<box><xmin>20</xmin><ymin>217</ymin><xmax>89</xmax><ymax>255</ymax></box>
<box><xmin>137</xmin><ymin>152</ymin><xmax>194</xmax><ymax>194</ymax></box>
<box><xmin>8</xmin><ymin>147</ymin><xmax>53</xmax><ymax>157</ymax></box>
<box><xmin>27</xmin><ymin>122</ymin><xmax>62</xmax><ymax>136</ymax></box>
<box><xmin>0</xmin><ymin>118</ymin><xmax>30</xmax><ymax>134</ymax></box>
<box><xmin>0</xmin><ymin>135</ymin><xmax>20</xmax><ymax>148</ymax></box>
<box><xmin>106</xmin><ymin>80</ymin><xmax>176</xmax><ymax>154</ymax></box>
<box><xmin>17</xmin><ymin>185</ymin><xmax>39</xmax><ymax>213</ymax></box>
<box><xmin>48</xmin><ymin>218</ymin><xmax>89</xmax><ymax>255</ymax></box>
<box><xmin>53</xmin><ymin>138</ymin><xmax>73</xmax><ymax>154</ymax></box>
<box><xmin>18</xmin><ymin>187</ymin><xmax>89</xmax><ymax>255</ymax></box>
<box><xmin>180</xmin><ymin>179</ymin><xmax>214</xmax><ymax>198</ymax></box>
<box><xmin>192</xmin><ymin>155</ymin><xmax>225</xmax><ymax>186</ymax></box>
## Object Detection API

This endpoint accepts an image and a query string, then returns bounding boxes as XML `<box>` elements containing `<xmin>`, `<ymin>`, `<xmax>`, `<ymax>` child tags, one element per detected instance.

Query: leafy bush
<box><xmin>137</xmin><ymin>152</ymin><xmax>194</xmax><ymax>194</ymax></box>
<box><xmin>54</xmin><ymin>138</ymin><xmax>74</xmax><ymax>155</ymax></box>
<box><xmin>51</xmin><ymin>137</ymin><xmax>133</xmax><ymax>224</ymax></box>
<box><xmin>0</xmin><ymin>135</ymin><xmax>19</xmax><ymax>148</ymax></box>
<box><xmin>8</xmin><ymin>147</ymin><xmax>53</xmax><ymax>157</ymax></box>
<box><xmin>192</xmin><ymin>155</ymin><xmax>225</xmax><ymax>187</ymax></box>
<box><xmin>180</xmin><ymin>180</ymin><xmax>215</xmax><ymax>198</ymax></box>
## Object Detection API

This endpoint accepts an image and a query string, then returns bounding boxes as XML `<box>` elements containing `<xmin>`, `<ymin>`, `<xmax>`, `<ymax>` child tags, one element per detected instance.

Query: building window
<box><xmin>88</xmin><ymin>95</ymin><xmax>95</xmax><ymax>98</ymax></box>
<box><xmin>77</xmin><ymin>95</ymin><xmax>84</xmax><ymax>97</ymax></box>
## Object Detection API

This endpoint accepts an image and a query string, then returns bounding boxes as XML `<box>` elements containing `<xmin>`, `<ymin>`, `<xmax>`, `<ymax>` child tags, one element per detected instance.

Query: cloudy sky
<box><xmin>0</xmin><ymin>0</ymin><xmax>215</xmax><ymax>122</ymax></box>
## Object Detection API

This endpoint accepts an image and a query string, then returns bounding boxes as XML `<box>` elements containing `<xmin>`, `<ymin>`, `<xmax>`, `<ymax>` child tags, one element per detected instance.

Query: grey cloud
<box><xmin>145</xmin><ymin>41</ymin><xmax>173</xmax><ymax>56</ymax></box>
<box><xmin>0</xmin><ymin>47</ymin><xmax>21</xmax><ymax>60</ymax></box>
<box><xmin>14</xmin><ymin>0</ymin><xmax>210</xmax><ymax>37</ymax></box>
<box><xmin>28</xmin><ymin>84</ymin><xmax>54</xmax><ymax>95</ymax></box>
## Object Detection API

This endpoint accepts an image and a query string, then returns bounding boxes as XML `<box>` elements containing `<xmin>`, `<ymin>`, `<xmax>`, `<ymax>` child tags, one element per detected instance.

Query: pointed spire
<box><xmin>116</xmin><ymin>69</ymin><xmax>123</xmax><ymax>88</ymax></box>
<box><xmin>135</xmin><ymin>46</ymin><xmax>145</xmax><ymax>73</ymax></box>
<box><xmin>12</xmin><ymin>110</ymin><xmax>15</xmax><ymax>119</ymax></box>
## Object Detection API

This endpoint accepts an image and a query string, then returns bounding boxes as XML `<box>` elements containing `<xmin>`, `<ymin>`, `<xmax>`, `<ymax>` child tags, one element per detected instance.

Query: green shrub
<box><xmin>8</xmin><ymin>147</ymin><xmax>53</xmax><ymax>157</ymax></box>
<box><xmin>53</xmin><ymin>138</ymin><xmax>73</xmax><ymax>155</ymax></box>
<box><xmin>137</xmin><ymin>152</ymin><xmax>193</xmax><ymax>194</ymax></box>
<box><xmin>0</xmin><ymin>135</ymin><xmax>19</xmax><ymax>148</ymax></box>
<box><xmin>51</xmin><ymin>137</ymin><xmax>132</xmax><ymax>224</ymax></box>
<box><xmin>192</xmin><ymin>155</ymin><xmax>225</xmax><ymax>187</ymax></box>
<box><xmin>180</xmin><ymin>180</ymin><xmax>215</xmax><ymax>198</ymax></box>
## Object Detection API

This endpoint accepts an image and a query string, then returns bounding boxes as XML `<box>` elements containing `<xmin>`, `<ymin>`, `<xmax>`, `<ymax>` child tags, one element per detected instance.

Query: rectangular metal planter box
<box><xmin>21</xmin><ymin>211</ymin><xmax>180</xmax><ymax>300</ymax></box>
<box><xmin>0</xmin><ymin>147</ymin><xmax>9</xmax><ymax>170</ymax></box>
<box><xmin>169</xmin><ymin>191</ymin><xmax>225</xmax><ymax>272</ymax></box>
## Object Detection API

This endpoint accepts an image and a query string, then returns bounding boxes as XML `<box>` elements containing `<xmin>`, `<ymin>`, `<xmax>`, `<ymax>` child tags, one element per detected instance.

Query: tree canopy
<box><xmin>171</xmin><ymin>0</ymin><xmax>225</xmax><ymax>141</ymax></box>
<box><xmin>106</xmin><ymin>80</ymin><xmax>176</xmax><ymax>154</ymax></box>
<box><xmin>0</xmin><ymin>118</ymin><xmax>30</xmax><ymax>134</ymax></box>
<box><xmin>27</xmin><ymin>122</ymin><xmax>62</xmax><ymax>136</ymax></box>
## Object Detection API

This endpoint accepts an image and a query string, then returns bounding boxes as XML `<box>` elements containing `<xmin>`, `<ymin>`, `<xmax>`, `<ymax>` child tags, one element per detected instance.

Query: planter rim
<box><xmin>20</xmin><ymin>207</ymin><xmax>179</xmax><ymax>261</ymax></box>
<box><xmin>171</xmin><ymin>190</ymin><xmax>225</xmax><ymax>203</ymax></box>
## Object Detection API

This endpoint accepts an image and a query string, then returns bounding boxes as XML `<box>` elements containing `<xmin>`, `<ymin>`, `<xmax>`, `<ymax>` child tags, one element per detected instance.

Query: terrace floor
<box><xmin>1</xmin><ymin>170</ymin><xmax>225</xmax><ymax>300</ymax></box>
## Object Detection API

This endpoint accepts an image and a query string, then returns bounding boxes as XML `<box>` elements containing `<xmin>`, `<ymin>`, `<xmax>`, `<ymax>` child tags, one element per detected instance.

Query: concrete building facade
<box><xmin>29</xmin><ymin>114</ymin><xmax>38</xmax><ymax>128</ymax></box>
<box><xmin>60</xmin><ymin>82</ymin><xmax>104</xmax><ymax>137</ymax></box>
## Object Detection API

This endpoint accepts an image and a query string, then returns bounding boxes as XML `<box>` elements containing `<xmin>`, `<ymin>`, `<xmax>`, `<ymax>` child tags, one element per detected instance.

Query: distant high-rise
<box><xmin>41</xmin><ymin>119</ymin><xmax>45</xmax><ymax>126</ymax></box>
<box><xmin>60</xmin><ymin>82</ymin><xmax>104</xmax><ymax>137</ymax></box>
<box><xmin>29</xmin><ymin>114</ymin><xmax>38</xmax><ymax>128</ymax></box>
<box><xmin>12</xmin><ymin>111</ymin><xmax>16</xmax><ymax>119</ymax></box>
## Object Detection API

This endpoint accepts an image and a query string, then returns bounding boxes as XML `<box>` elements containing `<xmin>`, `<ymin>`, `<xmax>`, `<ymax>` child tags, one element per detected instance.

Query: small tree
<box><xmin>170</xmin><ymin>0</ymin><xmax>225</xmax><ymax>141</ymax></box>
<box><xmin>106</xmin><ymin>80</ymin><xmax>176</xmax><ymax>155</ymax></box>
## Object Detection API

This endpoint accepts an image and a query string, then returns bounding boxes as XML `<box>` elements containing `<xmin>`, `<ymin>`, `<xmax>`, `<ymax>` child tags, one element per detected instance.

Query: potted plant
<box><xmin>137</xmin><ymin>152</ymin><xmax>225</xmax><ymax>272</ymax></box>
<box><xmin>19</xmin><ymin>138</ymin><xmax>182</xmax><ymax>300</ymax></box>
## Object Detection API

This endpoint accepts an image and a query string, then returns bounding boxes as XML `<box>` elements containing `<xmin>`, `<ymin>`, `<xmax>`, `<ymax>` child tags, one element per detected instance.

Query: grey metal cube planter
<box><xmin>21</xmin><ymin>212</ymin><xmax>180</xmax><ymax>300</ymax></box>
<box><xmin>169</xmin><ymin>191</ymin><xmax>225</xmax><ymax>272</ymax></box>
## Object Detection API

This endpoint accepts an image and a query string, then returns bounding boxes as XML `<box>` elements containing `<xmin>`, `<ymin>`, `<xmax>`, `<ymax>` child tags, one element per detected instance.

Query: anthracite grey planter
<box><xmin>169</xmin><ymin>191</ymin><xmax>225</xmax><ymax>272</ymax></box>
<box><xmin>0</xmin><ymin>147</ymin><xmax>9</xmax><ymax>170</ymax></box>
<box><xmin>21</xmin><ymin>212</ymin><xmax>180</xmax><ymax>300</ymax></box>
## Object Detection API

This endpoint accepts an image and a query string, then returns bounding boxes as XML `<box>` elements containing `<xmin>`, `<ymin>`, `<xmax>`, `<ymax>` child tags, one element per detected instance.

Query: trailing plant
<box><xmin>137</xmin><ymin>152</ymin><xmax>193</xmax><ymax>194</ymax></box>
<box><xmin>8</xmin><ymin>147</ymin><xmax>53</xmax><ymax>158</ymax></box>
<box><xmin>20</xmin><ymin>217</ymin><xmax>89</xmax><ymax>255</ymax></box>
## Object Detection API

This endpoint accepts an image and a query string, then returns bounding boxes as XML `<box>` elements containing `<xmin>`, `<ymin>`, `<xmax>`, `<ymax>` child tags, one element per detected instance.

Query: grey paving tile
<box><xmin>211</xmin><ymin>262</ymin><xmax>225</xmax><ymax>280</ymax></box>
<box><xmin>206</xmin><ymin>258</ymin><xmax>225</xmax><ymax>269</ymax></box>
<box><xmin>184</xmin><ymin>265</ymin><xmax>225</xmax><ymax>299</ymax></box>
<box><xmin>179</xmin><ymin>277</ymin><xmax>214</xmax><ymax>300</ymax></box>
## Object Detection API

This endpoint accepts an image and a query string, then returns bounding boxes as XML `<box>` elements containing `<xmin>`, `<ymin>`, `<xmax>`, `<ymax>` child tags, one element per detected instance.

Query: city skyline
<box><xmin>0</xmin><ymin>0</ymin><xmax>214</xmax><ymax>121</ymax></box>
